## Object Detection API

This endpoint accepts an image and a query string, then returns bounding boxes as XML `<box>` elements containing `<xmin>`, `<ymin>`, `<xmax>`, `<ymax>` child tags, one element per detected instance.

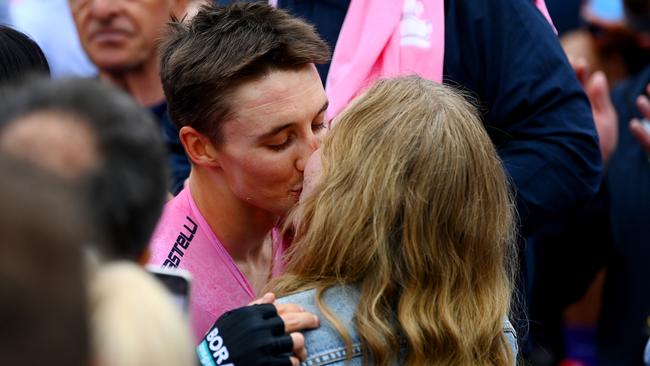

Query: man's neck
<box><xmin>99</xmin><ymin>58</ymin><xmax>165</xmax><ymax>108</ymax></box>
<box><xmin>188</xmin><ymin>169</ymin><xmax>278</xmax><ymax>264</ymax></box>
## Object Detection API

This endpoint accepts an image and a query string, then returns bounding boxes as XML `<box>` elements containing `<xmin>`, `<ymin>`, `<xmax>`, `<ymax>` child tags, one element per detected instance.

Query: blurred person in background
<box><xmin>545</xmin><ymin>0</ymin><xmax>650</xmax><ymax>364</ymax></box>
<box><xmin>529</xmin><ymin>1</ymin><xmax>646</xmax><ymax>365</ymax></box>
<box><xmin>7</xmin><ymin>0</ymin><xmax>96</xmax><ymax>78</ymax></box>
<box><xmin>0</xmin><ymin>153</ymin><xmax>91</xmax><ymax>366</ymax></box>
<box><xmin>562</xmin><ymin>0</ymin><xmax>650</xmax><ymax>86</ymax></box>
<box><xmin>0</xmin><ymin>25</ymin><xmax>49</xmax><ymax>84</ymax></box>
<box><xmin>0</xmin><ymin>78</ymin><xmax>167</xmax><ymax>262</ymax></box>
<box><xmin>69</xmin><ymin>0</ymin><xmax>192</xmax><ymax>194</ymax></box>
<box><xmin>594</xmin><ymin>1</ymin><xmax>650</xmax><ymax>363</ymax></box>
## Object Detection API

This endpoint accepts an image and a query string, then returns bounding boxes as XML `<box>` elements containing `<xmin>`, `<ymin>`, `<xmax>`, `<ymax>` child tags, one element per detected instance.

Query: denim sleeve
<box><xmin>503</xmin><ymin>319</ymin><xmax>518</xmax><ymax>365</ymax></box>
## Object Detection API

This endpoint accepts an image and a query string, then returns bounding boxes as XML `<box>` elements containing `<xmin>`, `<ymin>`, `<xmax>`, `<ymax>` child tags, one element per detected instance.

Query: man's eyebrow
<box><xmin>258</xmin><ymin>101</ymin><xmax>329</xmax><ymax>140</ymax></box>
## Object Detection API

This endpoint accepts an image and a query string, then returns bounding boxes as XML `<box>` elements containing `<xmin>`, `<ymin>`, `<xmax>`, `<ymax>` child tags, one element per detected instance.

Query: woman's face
<box><xmin>300</xmin><ymin>148</ymin><xmax>322</xmax><ymax>202</ymax></box>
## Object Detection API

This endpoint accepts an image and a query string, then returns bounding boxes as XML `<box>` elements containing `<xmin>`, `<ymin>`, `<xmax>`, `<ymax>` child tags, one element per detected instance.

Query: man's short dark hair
<box><xmin>0</xmin><ymin>78</ymin><xmax>168</xmax><ymax>261</ymax></box>
<box><xmin>160</xmin><ymin>2</ymin><xmax>330</xmax><ymax>143</ymax></box>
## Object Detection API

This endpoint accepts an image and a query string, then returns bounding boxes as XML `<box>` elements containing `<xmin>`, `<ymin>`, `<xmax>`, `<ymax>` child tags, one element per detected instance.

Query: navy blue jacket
<box><xmin>150</xmin><ymin>102</ymin><xmax>190</xmax><ymax>195</ymax></box>
<box><xmin>278</xmin><ymin>0</ymin><xmax>602</xmax><ymax>243</ymax></box>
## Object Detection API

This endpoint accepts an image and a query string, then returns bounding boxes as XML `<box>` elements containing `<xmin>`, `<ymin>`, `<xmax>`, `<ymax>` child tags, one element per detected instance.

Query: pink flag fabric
<box><xmin>326</xmin><ymin>0</ymin><xmax>556</xmax><ymax>120</ymax></box>
<box><xmin>326</xmin><ymin>0</ymin><xmax>445</xmax><ymax>120</ymax></box>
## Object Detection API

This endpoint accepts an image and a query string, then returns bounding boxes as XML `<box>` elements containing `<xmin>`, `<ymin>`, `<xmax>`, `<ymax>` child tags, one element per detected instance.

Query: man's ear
<box><xmin>179</xmin><ymin>126</ymin><xmax>220</xmax><ymax>167</ymax></box>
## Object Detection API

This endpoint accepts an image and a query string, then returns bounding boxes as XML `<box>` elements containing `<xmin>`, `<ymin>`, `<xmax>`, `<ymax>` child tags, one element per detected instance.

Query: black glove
<box><xmin>197</xmin><ymin>304</ymin><xmax>293</xmax><ymax>366</ymax></box>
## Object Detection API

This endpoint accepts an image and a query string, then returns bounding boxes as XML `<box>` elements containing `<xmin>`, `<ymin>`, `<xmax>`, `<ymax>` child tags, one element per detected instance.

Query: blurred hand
<box><xmin>585</xmin><ymin>71</ymin><xmax>618</xmax><ymax>164</ymax></box>
<box><xmin>629</xmin><ymin>85</ymin><xmax>650</xmax><ymax>156</ymax></box>
<box><xmin>570</xmin><ymin>57</ymin><xmax>590</xmax><ymax>86</ymax></box>
<box><xmin>569</xmin><ymin>57</ymin><xmax>618</xmax><ymax>164</ymax></box>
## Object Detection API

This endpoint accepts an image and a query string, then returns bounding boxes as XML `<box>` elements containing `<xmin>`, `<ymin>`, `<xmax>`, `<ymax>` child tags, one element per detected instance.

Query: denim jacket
<box><xmin>277</xmin><ymin>286</ymin><xmax>518</xmax><ymax>366</ymax></box>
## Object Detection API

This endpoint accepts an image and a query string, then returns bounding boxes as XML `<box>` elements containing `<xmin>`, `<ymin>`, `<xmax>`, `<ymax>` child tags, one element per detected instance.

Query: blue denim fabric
<box><xmin>278</xmin><ymin>286</ymin><xmax>518</xmax><ymax>366</ymax></box>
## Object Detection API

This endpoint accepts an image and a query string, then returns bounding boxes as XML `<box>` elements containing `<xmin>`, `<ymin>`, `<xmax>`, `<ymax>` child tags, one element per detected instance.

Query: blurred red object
<box><xmin>559</xmin><ymin>359</ymin><xmax>588</xmax><ymax>366</ymax></box>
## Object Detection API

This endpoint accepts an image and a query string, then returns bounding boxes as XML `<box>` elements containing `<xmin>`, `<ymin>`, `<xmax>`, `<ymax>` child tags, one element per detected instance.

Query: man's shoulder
<box><xmin>153</xmin><ymin>189</ymin><xmax>193</xmax><ymax>233</ymax></box>
<box><xmin>147</xmin><ymin>189</ymin><xmax>201</xmax><ymax>268</ymax></box>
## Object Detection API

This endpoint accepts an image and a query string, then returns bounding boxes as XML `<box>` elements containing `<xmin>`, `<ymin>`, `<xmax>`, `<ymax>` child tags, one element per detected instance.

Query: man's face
<box><xmin>69</xmin><ymin>0</ymin><xmax>182</xmax><ymax>72</ymax></box>
<box><xmin>214</xmin><ymin>65</ymin><xmax>328</xmax><ymax>216</ymax></box>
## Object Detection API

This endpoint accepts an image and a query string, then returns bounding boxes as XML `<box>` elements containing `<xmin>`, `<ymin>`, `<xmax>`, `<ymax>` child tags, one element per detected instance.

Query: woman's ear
<box><xmin>179</xmin><ymin>126</ymin><xmax>220</xmax><ymax>167</ymax></box>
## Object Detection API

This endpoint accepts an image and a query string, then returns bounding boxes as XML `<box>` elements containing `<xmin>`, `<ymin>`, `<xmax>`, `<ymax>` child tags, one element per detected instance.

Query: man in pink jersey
<box><xmin>148</xmin><ymin>2</ymin><xmax>330</xmax><ymax>340</ymax></box>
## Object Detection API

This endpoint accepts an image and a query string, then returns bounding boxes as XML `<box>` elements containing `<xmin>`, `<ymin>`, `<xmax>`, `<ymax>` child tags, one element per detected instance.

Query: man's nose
<box><xmin>295</xmin><ymin>132</ymin><xmax>320</xmax><ymax>172</ymax></box>
<box><xmin>88</xmin><ymin>0</ymin><xmax>119</xmax><ymax>19</ymax></box>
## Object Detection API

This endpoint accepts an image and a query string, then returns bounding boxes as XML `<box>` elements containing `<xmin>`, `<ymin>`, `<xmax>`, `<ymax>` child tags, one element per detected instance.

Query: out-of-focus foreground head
<box><xmin>160</xmin><ymin>1</ymin><xmax>330</xmax><ymax>143</ymax></box>
<box><xmin>69</xmin><ymin>0</ymin><xmax>188</xmax><ymax>74</ymax></box>
<box><xmin>273</xmin><ymin>76</ymin><xmax>518</xmax><ymax>365</ymax></box>
<box><xmin>0</xmin><ymin>78</ymin><xmax>168</xmax><ymax>261</ymax></box>
<box><xmin>90</xmin><ymin>262</ymin><xmax>194</xmax><ymax>366</ymax></box>
<box><xmin>0</xmin><ymin>154</ymin><xmax>90</xmax><ymax>366</ymax></box>
<box><xmin>0</xmin><ymin>25</ymin><xmax>50</xmax><ymax>84</ymax></box>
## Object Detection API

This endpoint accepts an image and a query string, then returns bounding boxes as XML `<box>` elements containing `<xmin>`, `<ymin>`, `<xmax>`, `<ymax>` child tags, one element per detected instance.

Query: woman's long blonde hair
<box><xmin>269</xmin><ymin>76</ymin><xmax>518</xmax><ymax>365</ymax></box>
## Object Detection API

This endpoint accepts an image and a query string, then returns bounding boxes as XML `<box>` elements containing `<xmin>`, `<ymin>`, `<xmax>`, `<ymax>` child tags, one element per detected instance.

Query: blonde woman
<box><xmin>271</xmin><ymin>76</ymin><xmax>519</xmax><ymax>365</ymax></box>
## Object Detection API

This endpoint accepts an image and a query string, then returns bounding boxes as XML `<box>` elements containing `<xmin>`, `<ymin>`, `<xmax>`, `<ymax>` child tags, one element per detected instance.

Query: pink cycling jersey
<box><xmin>147</xmin><ymin>187</ymin><xmax>285</xmax><ymax>341</ymax></box>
